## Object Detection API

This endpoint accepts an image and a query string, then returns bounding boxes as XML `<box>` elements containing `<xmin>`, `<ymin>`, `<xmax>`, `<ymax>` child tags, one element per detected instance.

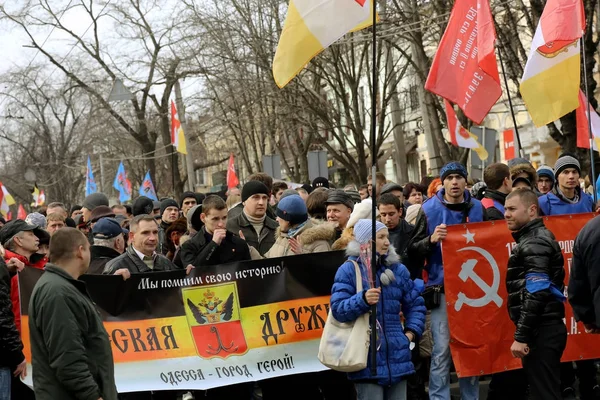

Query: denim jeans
<box><xmin>0</xmin><ymin>367</ymin><xmax>11</xmax><ymax>400</ymax></box>
<box><xmin>355</xmin><ymin>380</ymin><xmax>407</xmax><ymax>400</ymax></box>
<box><xmin>429</xmin><ymin>294</ymin><xmax>479</xmax><ymax>400</ymax></box>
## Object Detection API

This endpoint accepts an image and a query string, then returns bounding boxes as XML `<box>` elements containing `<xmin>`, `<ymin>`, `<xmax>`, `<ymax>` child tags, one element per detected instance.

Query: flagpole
<box><xmin>581</xmin><ymin>36</ymin><xmax>598</xmax><ymax>203</ymax></box>
<box><xmin>496</xmin><ymin>45</ymin><xmax>524</xmax><ymax>158</ymax></box>
<box><xmin>369</xmin><ymin>0</ymin><xmax>378</xmax><ymax>376</ymax></box>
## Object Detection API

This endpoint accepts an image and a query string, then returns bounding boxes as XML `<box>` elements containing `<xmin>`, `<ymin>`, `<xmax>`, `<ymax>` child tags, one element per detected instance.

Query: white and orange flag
<box><xmin>520</xmin><ymin>0</ymin><xmax>585</xmax><ymax>127</ymax></box>
<box><xmin>170</xmin><ymin>100</ymin><xmax>187</xmax><ymax>155</ymax></box>
<box><xmin>273</xmin><ymin>0</ymin><xmax>376</xmax><ymax>88</ymax></box>
<box><xmin>425</xmin><ymin>0</ymin><xmax>501</xmax><ymax>124</ymax></box>
<box><xmin>444</xmin><ymin>100</ymin><xmax>489</xmax><ymax>160</ymax></box>
<box><xmin>0</xmin><ymin>182</ymin><xmax>15</xmax><ymax>218</ymax></box>
<box><xmin>576</xmin><ymin>89</ymin><xmax>600</xmax><ymax>150</ymax></box>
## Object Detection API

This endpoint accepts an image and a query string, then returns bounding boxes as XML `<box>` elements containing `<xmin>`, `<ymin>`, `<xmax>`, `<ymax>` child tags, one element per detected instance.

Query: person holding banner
<box><xmin>407</xmin><ymin>161</ymin><xmax>486</xmax><ymax>400</ymax></box>
<box><xmin>330</xmin><ymin>219</ymin><xmax>425</xmax><ymax>400</ymax></box>
<box><xmin>504</xmin><ymin>189</ymin><xmax>567</xmax><ymax>400</ymax></box>
<box><xmin>28</xmin><ymin>228</ymin><xmax>118</xmax><ymax>400</ymax></box>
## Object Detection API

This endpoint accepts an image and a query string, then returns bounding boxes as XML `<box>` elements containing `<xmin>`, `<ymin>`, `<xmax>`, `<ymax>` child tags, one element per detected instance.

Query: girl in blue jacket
<box><xmin>330</xmin><ymin>219</ymin><xmax>426</xmax><ymax>400</ymax></box>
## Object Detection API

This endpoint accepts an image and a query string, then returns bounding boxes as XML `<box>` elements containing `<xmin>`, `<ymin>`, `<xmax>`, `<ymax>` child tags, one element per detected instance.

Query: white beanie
<box><xmin>347</xmin><ymin>199</ymin><xmax>379</xmax><ymax>229</ymax></box>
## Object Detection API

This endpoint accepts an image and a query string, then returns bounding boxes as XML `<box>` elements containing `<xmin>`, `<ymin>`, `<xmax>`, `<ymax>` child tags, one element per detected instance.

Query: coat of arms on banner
<box><xmin>183</xmin><ymin>283</ymin><xmax>248</xmax><ymax>359</ymax></box>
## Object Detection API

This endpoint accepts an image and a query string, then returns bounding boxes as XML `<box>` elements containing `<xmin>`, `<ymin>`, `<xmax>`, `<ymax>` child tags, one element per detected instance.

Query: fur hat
<box><xmin>509</xmin><ymin>159</ymin><xmax>538</xmax><ymax>187</ymax></box>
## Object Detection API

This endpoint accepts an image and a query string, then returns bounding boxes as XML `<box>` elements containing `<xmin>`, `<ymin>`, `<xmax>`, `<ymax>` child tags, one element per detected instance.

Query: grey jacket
<box><xmin>103</xmin><ymin>245</ymin><xmax>179</xmax><ymax>274</ymax></box>
<box><xmin>226</xmin><ymin>212</ymin><xmax>277</xmax><ymax>256</ymax></box>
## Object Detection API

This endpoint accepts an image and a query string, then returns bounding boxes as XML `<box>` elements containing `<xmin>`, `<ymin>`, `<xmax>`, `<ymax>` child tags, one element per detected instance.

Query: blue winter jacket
<box><xmin>330</xmin><ymin>242</ymin><xmax>426</xmax><ymax>385</ymax></box>
<box><xmin>539</xmin><ymin>188</ymin><xmax>593</xmax><ymax>216</ymax></box>
<box><xmin>409</xmin><ymin>190</ymin><xmax>485</xmax><ymax>286</ymax></box>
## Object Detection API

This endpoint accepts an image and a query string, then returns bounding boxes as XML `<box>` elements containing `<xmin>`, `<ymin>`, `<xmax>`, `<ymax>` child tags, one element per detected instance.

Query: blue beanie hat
<box><xmin>441</xmin><ymin>161</ymin><xmax>468</xmax><ymax>182</ymax></box>
<box><xmin>276</xmin><ymin>195</ymin><xmax>308</xmax><ymax>225</ymax></box>
<box><xmin>353</xmin><ymin>219</ymin><xmax>387</xmax><ymax>245</ymax></box>
<box><xmin>536</xmin><ymin>165</ymin><xmax>555</xmax><ymax>184</ymax></box>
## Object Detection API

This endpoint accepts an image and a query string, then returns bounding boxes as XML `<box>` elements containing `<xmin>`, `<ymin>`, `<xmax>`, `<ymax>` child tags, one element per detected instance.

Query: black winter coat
<box><xmin>0</xmin><ymin>258</ymin><xmax>24</xmax><ymax>370</ymax></box>
<box><xmin>88</xmin><ymin>245</ymin><xmax>121</xmax><ymax>275</ymax></box>
<box><xmin>388</xmin><ymin>219</ymin><xmax>417</xmax><ymax>278</ymax></box>
<box><xmin>103</xmin><ymin>245</ymin><xmax>178</xmax><ymax>274</ymax></box>
<box><xmin>506</xmin><ymin>218</ymin><xmax>565</xmax><ymax>344</ymax></box>
<box><xmin>569</xmin><ymin>215</ymin><xmax>600</xmax><ymax>326</ymax></box>
<box><xmin>180</xmin><ymin>228</ymin><xmax>251</xmax><ymax>268</ymax></box>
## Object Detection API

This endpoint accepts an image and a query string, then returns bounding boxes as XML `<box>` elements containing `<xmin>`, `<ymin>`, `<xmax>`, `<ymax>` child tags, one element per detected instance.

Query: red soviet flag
<box><xmin>227</xmin><ymin>153</ymin><xmax>240</xmax><ymax>189</ymax></box>
<box><xmin>425</xmin><ymin>0</ymin><xmax>501</xmax><ymax>124</ymax></box>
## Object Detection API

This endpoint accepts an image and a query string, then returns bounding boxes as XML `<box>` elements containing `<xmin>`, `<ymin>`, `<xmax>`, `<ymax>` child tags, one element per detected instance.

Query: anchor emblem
<box><xmin>206</xmin><ymin>326</ymin><xmax>238</xmax><ymax>355</ymax></box>
<box><xmin>454</xmin><ymin>246</ymin><xmax>503</xmax><ymax>311</ymax></box>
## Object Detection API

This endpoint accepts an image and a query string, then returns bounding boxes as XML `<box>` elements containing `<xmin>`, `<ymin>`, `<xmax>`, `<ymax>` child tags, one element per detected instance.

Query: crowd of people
<box><xmin>1</xmin><ymin>152</ymin><xmax>600</xmax><ymax>400</ymax></box>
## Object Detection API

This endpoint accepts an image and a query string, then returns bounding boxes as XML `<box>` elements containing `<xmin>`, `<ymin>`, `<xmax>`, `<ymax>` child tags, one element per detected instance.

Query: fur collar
<box><xmin>275</xmin><ymin>219</ymin><xmax>336</xmax><ymax>245</ymax></box>
<box><xmin>345</xmin><ymin>240</ymin><xmax>400</xmax><ymax>266</ymax></box>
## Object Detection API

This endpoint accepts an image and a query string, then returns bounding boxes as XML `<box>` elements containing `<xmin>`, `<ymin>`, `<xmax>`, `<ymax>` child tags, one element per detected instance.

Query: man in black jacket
<box><xmin>569</xmin><ymin>215</ymin><xmax>600</xmax><ymax>332</ymax></box>
<box><xmin>181</xmin><ymin>196</ymin><xmax>250</xmax><ymax>268</ymax></box>
<box><xmin>482</xmin><ymin>163</ymin><xmax>512</xmax><ymax>220</ymax></box>
<box><xmin>180</xmin><ymin>196</ymin><xmax>252</xmax><ymax>400</ymax></box>
<box><xmin>378</xmin><ymin>193</ymin><xmax>413</xmax><ymax>270</ymax></box>
<box><xmin>29</xmin><ymin>228</ymin><xmax>118</xmax><ymax>400</ymax></box>
<box><xmin>504</xmin><ymin>189</ymin><xmax>567</xmax><ymax>400</ymax></box>
<box><xmin>0</xmin><ymin>257</ymin><xmax>27</xmax><ymax>400</ymax></box>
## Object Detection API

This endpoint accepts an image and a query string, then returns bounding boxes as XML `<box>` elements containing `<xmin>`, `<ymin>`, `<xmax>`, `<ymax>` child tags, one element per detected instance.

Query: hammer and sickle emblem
<box><xmin>454</xmin><ymin>246</ymin><xmax>503</xmax><ymax>311</ymax></box>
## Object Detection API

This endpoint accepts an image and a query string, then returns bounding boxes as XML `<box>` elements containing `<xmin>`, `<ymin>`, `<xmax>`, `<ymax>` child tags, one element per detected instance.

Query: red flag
<box><xmin>576</xmin><ymin>89</ymin><xmax>600</xmax><ymax>150</ymax></box>
<box><xmin>6</xmin><ymin>211</ymin><xmax>11</xmax><ymax>221</ymax></box>
<box><xmin>425</xmin><ymin>0</ymin><xmax>501</xmax><ymax>124</ymax></box>
<box><xmin>227</xmin><ymin>154</ymin><xmax>240</xmax><ymax>189</ymax></box>
<box><xmin>17</xmin><ymin>204</ymin><xmax>26</xmax><ymax>220</ymax></box>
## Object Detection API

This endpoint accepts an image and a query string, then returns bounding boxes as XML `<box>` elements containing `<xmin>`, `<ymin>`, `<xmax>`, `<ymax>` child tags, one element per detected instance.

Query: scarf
<box><xmin>287</xmin><ymin>220</ymin><xmax>308</xmax><ymax>238</ymax></box>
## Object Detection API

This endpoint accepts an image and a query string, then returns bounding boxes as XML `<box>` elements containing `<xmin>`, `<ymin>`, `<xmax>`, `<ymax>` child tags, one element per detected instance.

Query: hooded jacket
<box><xmin>263</xmin><ymin>219</ymin><xmax>336</xmax><ymax>258</ymax></box>
<box><xmin>539</xmin><ymin>186</ymin><xmax>594</xmax><ymax>216</ymax></box>
<box><xmin>330</xmin><ymin>242</ymin><xmax>426</xmax><ymax>385</ymax></box>
<box><xmin>506</xmin><ymin>219</ymin><xmax>565</xmax><ymax>344</ymax></box>
<box><xmin>6</xmin><ymin>249</ymin><xmax>46</xmax><ymax>332</ymax></box>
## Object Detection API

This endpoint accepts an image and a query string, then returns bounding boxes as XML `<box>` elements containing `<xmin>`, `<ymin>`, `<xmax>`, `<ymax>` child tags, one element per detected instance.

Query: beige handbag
<box><xmin>318</xmin><ymin>260</ymin><xmax>371</xmax><ymax>372</ymax></box>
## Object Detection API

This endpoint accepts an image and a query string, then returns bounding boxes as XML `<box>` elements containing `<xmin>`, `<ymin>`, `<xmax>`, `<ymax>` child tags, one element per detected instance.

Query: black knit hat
<box><xmin>179</xmin><ymin>191</ymin><xmax>197</xmax><ymax>208</ymax></box>
<box><xmin>132</xmin><ymin>196</ymin><xmax>154</xmax><ymax>216</ymax></box>
<box><xmin>242</xmin><ymin>181</ymin><xmax>270</xmax><ymax>202</ymax></box>
<box><xmin>160</xmin><ymin>199</ymin><xmax>179</xmax><ymax>216</ymax></box>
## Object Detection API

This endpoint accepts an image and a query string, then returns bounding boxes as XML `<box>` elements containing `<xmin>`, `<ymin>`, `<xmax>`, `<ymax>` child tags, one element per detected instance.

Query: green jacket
<box><xmin>28</xmin><ymin>264</ymin><xmax>117</xmax><ymax>400</ymax></box>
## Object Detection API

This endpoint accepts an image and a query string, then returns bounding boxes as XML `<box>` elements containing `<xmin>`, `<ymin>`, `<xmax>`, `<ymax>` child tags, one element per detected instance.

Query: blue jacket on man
<box><xmin>408</xmin><ymin>189</ymin><xmax>487</xmax><ymax>287</ymax></box>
